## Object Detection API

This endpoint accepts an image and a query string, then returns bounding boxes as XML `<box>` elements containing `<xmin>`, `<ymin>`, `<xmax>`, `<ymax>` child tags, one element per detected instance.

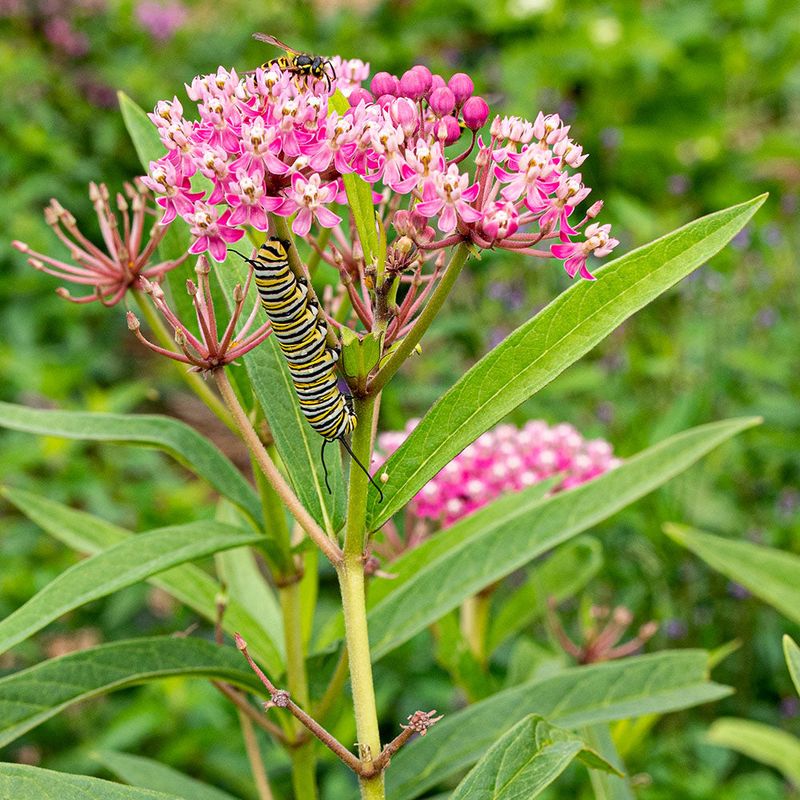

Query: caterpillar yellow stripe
<box><xmin>235</xmin><ymin>238</ymin><xmax>382</xmax><ymax>500</ymax></box>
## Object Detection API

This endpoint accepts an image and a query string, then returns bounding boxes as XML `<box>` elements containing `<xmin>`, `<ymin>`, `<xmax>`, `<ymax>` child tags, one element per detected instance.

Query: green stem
<box><xmin>238</xmin><ymin>710</ymin><xmax>275</xmax><ymax>800</ymax></box>
<box><xmin>132</xmin><ymin>290</ymin><xmax>237</xmax><ymax>432</ymax></box>
<box><xmin>313</xmin><ymin>647</ymin><xmax>349</xmax><ymax>723</ymax></box>
<box><xmin>215</xmin><ymin>369</ymin><xmax>343</xmax><ymax>565</ymax></box>
<box><xmin>460</xmin><ymin>595</ymin><xmax>490</xmax><ymax>666</ymax></box>
<box><xmin>281</xmin><ymin>580</ymin><xmax>318</xmax><ymax>799</ymax></box>
<box><xmin>370</xmin><ymin>241</ymin><xmax>470</xmax><ymax>393</ymax></box>
<box><xmin>337</xmin><ymin>394</ymin><xmax>384</xmax><ymax>798</ymax></box>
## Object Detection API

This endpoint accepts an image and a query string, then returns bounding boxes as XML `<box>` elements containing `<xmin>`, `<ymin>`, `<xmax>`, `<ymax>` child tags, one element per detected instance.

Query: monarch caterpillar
<box><xmin>233</xmin><ymin>238</ymin><xmax>383</xmax><ymax>501</ymax></box>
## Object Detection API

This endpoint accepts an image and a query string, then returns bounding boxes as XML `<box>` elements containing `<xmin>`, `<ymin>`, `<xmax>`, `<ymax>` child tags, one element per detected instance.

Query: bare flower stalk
<box><xmin>235</xmin><ymin>634</ymin><xmax>364</xmax><ymax>774</ymax></box>
<box><xmin>214</xmin><ymin>368</ymin><xmax>343</xmax><ymax>565</ymax></box>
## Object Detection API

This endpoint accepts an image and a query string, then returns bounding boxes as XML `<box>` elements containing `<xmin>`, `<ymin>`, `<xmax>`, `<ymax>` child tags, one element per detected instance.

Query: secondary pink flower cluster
<box><xmin>376</xmin><ymin>419</ymin><xmax>620</xmax><ymax>528</ymax></box>
<box><xmin>142</xmin><ymin>56</ymin><xmax>617</xmax><ymax>278</ymax></box>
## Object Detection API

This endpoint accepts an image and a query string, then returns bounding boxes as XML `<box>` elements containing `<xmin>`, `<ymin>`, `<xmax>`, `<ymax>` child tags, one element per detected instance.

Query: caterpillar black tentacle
<box><xmin>239</xmin><ymin>239</ymin><xmax>383</xmax><ymax>502</ymax></box>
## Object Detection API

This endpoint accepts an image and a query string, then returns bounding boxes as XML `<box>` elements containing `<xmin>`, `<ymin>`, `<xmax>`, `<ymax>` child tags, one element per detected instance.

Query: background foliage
<box><xmin>2</xmin><ymin>0</ymin><xmax>799</xmax><ymax>797</ymax></box>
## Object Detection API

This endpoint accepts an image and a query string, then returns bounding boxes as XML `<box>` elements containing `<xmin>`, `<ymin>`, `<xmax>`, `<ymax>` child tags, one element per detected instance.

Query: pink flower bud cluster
<box><xmin>143</xmin><ymin>55</ymin><xmax>617</xmax><ymax>279</ymax></box>
<box><xmin>376</xmin><ymin>419</ymin><xmax>620</xmax><ymax>528</ymax></box>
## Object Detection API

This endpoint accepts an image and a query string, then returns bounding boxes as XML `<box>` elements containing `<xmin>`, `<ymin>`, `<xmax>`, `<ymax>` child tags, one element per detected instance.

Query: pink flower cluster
<box><xmin>376</xmin><ymin>419</ymin><xmax>620</xmax><ymax>528</ymax></box>
<box><xmin>143</xmin><ymin>56</ymin><xmax>617</xmax><ymax>278</ymax></box>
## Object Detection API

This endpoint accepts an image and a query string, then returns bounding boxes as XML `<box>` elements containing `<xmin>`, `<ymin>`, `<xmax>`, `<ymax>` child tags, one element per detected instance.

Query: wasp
<box><xmin>252</xmin><ymin>33</ymin><xmax>336</xmax><ymax>92</ymax></box>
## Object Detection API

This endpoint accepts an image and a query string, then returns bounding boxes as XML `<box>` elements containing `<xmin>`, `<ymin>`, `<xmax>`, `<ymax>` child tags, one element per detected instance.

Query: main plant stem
<box><xmin>337</xmin><ymin>393</ymin><xmax>384</xmax><ymax>799</ymax></box>
<box><xmin>281</xmin><ymin>580</ymin><xmax>318</xmax><ymax>799</ymax></box>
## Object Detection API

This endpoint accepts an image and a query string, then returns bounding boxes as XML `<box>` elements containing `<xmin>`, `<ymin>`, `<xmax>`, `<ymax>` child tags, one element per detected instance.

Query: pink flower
<box><xmin>376</xmin><ymin>419</ymin><xmax>619</xmax><ymax>530</ymax></box>
<box><xmin>277</xmin><ymin>173</ymin><xmax>342</xmax><ymax>237</ymax></box>
<box><xmin>481</xmin><ymin>200</ymin><xmax>519</xmax><ymax>241</ymax></box>
<box><xmin>225</xmin><ymin>166</ymin><xmax>283</xmax><ymax>230</ymax></box>
<box><xmin>185</xmin><ymin>202</ymin><xmax>244</xmax><ymax>262</ymax></box>
<box><xmin>415</xmin><ymin>164</ymin><xmax>481</xmax><ymax>232</ymax></box>
<box><xmin>550</xmin><ymin>223</ymin><xmax>619</xmax><ymax>280</ymax></box>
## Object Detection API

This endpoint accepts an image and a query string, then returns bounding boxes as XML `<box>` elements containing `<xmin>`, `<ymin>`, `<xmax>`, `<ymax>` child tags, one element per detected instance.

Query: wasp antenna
<box><xmin>339</xmin><ymin>435</ymin><xmax>383</xmax><ymax>502</ymax></box>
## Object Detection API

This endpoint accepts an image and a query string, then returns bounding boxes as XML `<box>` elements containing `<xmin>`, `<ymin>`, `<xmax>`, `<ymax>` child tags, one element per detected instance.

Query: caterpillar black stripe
<box><xmin>233</xmin><ymin>239</ymin><xmax>383</xmax><ymax>501</ymax></box>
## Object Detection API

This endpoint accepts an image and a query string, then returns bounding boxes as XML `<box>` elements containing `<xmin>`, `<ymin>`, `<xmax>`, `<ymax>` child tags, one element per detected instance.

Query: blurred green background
<box><xmin>2</xmin><ymin>0</ymin><xmax>799</xmax><ymax>797</ymax></box>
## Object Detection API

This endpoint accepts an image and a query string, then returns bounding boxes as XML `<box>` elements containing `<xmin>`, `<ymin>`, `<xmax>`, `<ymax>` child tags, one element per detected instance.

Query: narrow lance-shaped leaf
<box><xmin>707</xmin><ymin>718</ymin><xmax>800</xmax><ymax>786</ymax></box>
<box><xmin>368</xmin><ymin>195</ymin><xmax>766</xmax><ymax>528</ymax></box>
<box><xmin>0</xmin><ymin>763</ymin><xmax>186</xmax><ymax>800</ymax></box>
<box><xmin>0</xmin><ymin>637</ymin><xmax>262</xmax><ymax>748</ymax></box>
<box><xmin>369</xmin><ymin>417</ymin><xmax>759</xmax><ymax>660</ymax></box>
<box><xmin>93</xmin><ymin>750</ymin><xmax>239</xmax><ymax>800</ymax></box>
<box><xmin>2</xmin><ymin>486</ymin><xmax>283</xmax><ymax>673</ymax></box>
<box><xmin>451</xmin><ymin>715</ymin><xmax>619</xmax><ymax>800</ymax></box>
<box><xmin>663</xmin><ymin>523</ymin><xmax>800</xmax><ymax>625</ymax></box>
<box><xmin>581</xmin><ymin>725</ymin><xmax>636</xmax><ymax>800</ymax></box>
<box><xmin>0</xmin><ymin>520</ymin><xmax>264</xmax><ymax>656</ymax></box>
<box><xmin>329</xmin><ymin>90</ymin><xmax>379</xmax><ymax>264</ymax></box>
<box><xmin>314</xmin><ymin>479</ymin><xmax>556</xmax><ymax>651</ymax></box>
<box><xmin>387</xmin><ymin>649</ymin><xmax>730</xmax><ymax>800</ymax></box>
<box><xmin>784</xmin><ymin>635</ymin><xmax>800</xmax><ymax>698</ymax></box>
<box><xmin>0</xmin><ymin>401</ymin><xmax>262</xmax><ymax>525</ymax></box>
<box><xmin>214</xmin><ymin>256</ymin><xmax>346</xmax><ymax>532</ymax></box>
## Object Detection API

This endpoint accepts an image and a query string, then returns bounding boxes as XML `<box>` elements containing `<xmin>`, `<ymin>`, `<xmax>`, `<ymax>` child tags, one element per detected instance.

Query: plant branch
<box><xmin>235</xmin><ymin>635</ymin><xmax>364</xmax><ymax>774</ymax></box>
<box><xmin>369</xmin><ymin>242</ymin><xmax>470</xmax><ymax>393</ymax></box>
<box><xmin>214</xmin><ymin>368</ymin><xmax>343</xmax><ymax>565</ymax></box>
<box><xmin>213</xmin><ymin>681</ymin><xmax>289</xmax><ymax>743</ymax></box>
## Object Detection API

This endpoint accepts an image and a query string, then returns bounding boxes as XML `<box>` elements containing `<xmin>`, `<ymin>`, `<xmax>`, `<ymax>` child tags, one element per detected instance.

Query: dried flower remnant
<box><xmin>13</xmin><ymin>181</ymin><xmax>186</xmax><ymax>306</ymax></box>
<box><xmin>127</xmin><ymin>255</ymin><xmax>271</xmax><ymax>372</ymax></box>
<box><xmin>375</xmin><ymin>419</ymin><xmax>619</xmax><ymax>546</ymax></box>
<box><xmin>548</xmin><ymin>600</ymin><xmax>659</xmax><ymax>664</ymax></box>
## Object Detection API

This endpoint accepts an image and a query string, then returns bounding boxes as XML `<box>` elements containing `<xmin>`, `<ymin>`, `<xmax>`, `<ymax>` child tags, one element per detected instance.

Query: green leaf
<box><xmin>368</xmin><ymin>195</ymin><xmax>766</xmax><ymax>528</ymax></box>
<box><xmin>663</xmin><ymin>523</ymin><xmax>800</xmax><ymax>625</ymax></box>
<box><xmin>329</xmin><ymin>90</ymin><xmax>379</xmax><ymax>264</ymax></box>
<box><xmin>451</xmin><ymin>715</ymin><xmax>619</xmax><ymax>800</ymax></box>
<box><xmin>581</xmin><ymin>725</ymin><xmax>635</xmax><ymax>800</ymax></box>
<box><xmin>369</xmin><ymin>417</ymin><xmax>759</xmax><ymax>660</ymax></box>
<box><xmin>784</xmin><ymin>636</ymin><xmax>800</xmax><ymax>698</ymax></box>
<box><xmin>0</xmin><ymin>519</ymin><xmax>264</xmax><ymax>656</ymax></box>
<box><xmin>0</xmin><ymin>402</ymin><xmax>262</xmax><ymax>525</ymax></box>
<box><xmin>314</xmin><ymin>479</ymin><xmax>556</xmax><ymax>651</ymax></box>
<box><xmin>0</xmin><ymin>637</ymin><xmax>262</xmax><ymax>748</ymax></box>
<box><xmin>215</xmin><ymin>546</ymin><xmax>285</xmax><ymax>661</ymax></box>
<box><xmin>93</xmin><ymin>750</ymin><xmax>238</xmax><ymax>800</ymax></box>
<box><xmin>213</xmin><ymin>257</ymin><xmax>345</xmax><ymax>533</ymax></box>
<box><xmin>118</xmin><ymin>90</ymin><xmax>163</xmax><ymax>168</ymax></box>
<box><xmin>487</xmin><ymin>536</ymin><xmax>603</xmax><ymax>653</ymax></box>
<box><xmin>707</xmin><ymin>718</ymin><xmax>800</xmax><ymax>786</ymax></box>
<box><xmin>340</xmin><ymin>328</ymin><xmax>383</xmax><ymax>382</ymax></box>
<box><xmin>0</xmin><ymin>764</ymin><xmax>183</xmax><ymax>800</ymax></box>
<box><xmin>2</xmin><ymin>487</ymin><xmax>282</xmax><ymax>673</ymax></box>
<box><xmin>387</xmin><ymin>650</ymin><xmax>730</xmax><ymax>800</ymax></box>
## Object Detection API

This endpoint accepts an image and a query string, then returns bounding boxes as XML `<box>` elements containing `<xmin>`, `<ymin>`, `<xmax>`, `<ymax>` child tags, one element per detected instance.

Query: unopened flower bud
<box><xmin>370</xmin><ymin>71</ymin><xmax>399</xmax><ymax>97</ymax></box>
<box><xmin>448</xmin><ymin>72</ymin><xmax>474</xmax><ymax>105</ymax></box>
<box><xmin>411</xmin><ymin>64</ymin><xmax>433</xmax><ymax>95</ymax></box>
<box><xmin>586</xmin><ymin>200</ymin><xmax>604</xmax><ymax>219</ymax></box>
<box><xmin>348</xmin><ymin>88</ymin><xmax>373</xmax><ymax>107</ymax></box>
<box><xmin>436</xmin><ymin>115</ymin><xmax>462</xmax><ymax>145</ymax></box>
<box><xmin>375</xmin><ymin>93</ymin><xmax>395</xmax><ymax>109</ymax></box>
<box><xmin>462</xmin><ymin>96</ymin><xmax>489</xmax><ymax>131</ymax></box>
<box><xmin>390</xmin><ymin>97</ymin><xmax>418</xmax><ymax>135</ymax></box>
<box><xmin>429</xmin><ymin>86</ymin><xmax>456</xmax><ymax>117</ymax></box>
<box><xmin>126</xmin><ymin>311</ymin><xmax>140</xmax><ymax>331</ymax></box>
<box><xmin>396</xmin><ymin>235</ymin><xmax>416</xmax><ymax>257</ymax></box>
<box><xmin>399</xmin><ymin>68</ymin><xmax>427</xmax><ymax>101</ymax></box>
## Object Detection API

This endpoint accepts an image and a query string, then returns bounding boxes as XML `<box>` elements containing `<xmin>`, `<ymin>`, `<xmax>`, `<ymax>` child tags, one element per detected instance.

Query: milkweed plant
<box><xmin>2</xmin><ymin>35</ymin><xmax>768</xmax><ymax>800</ymax></box>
